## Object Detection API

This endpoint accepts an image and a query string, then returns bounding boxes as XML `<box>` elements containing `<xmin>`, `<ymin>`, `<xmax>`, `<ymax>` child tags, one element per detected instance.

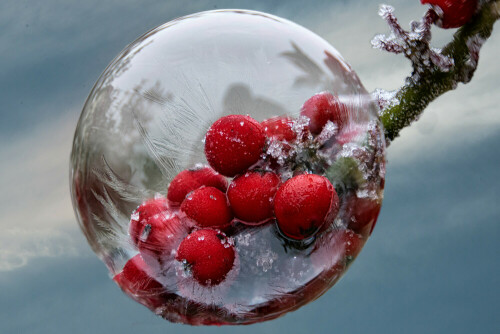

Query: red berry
<box><xmin>113</xmin><ymin>254</ymin><xmax>166</xmax><ymax>308</ymax></box>
<box><xmin>274</xmin><ymin>174</ymin><xmax>339</xmax><ymax>240</ymax></box>
<box><xmin>204</xmin><ymin>115</ymin><xmax>266</xmax><ymax>177</ymax></box>
<box><xmin>300</xmin><ymin>92</ymin><xmax>348</xmax><ymax>135</ymax></box>
<box><xmin>176</xmin><ymin>229</ymin><xmax>235</xmax><ymax>286</ymax></box>
<box><xmin>227</xmin><ymin>171</ymin><xmax>281</xmax><ymax>224</ymax></box>
<box><xmin>129</xmin><ymin>197</ymin><xmax>168</xmax><ymax>247</ymax></box>
<box><xmin>421</xmin><ymin>0</ymin><xmax>478</xmax><ymax>29</ymax></box>
<box><xmin>136</xmin><ymin>210</ymin><xmax>190</xmax><ymax>271</ymax></box>
<box><xmin>167</xmin><ymin>166</ymin><xmax>227</xmax><ymax>206</ymax></box>
<box><xmin>180</xmin><ymin>186</ymin><xmax>233</xmax><ymax>229</ymax></box>
<box><xmin>335</xmin><ymin>124</ymin><xmax>364</xmax><ymax>146</ymax></box>
<box><xmin>347</xmin><ymin>196</ymin><xmax>381</xmax><ymax>236</ymax></box>
<box><xmin>261</xmin><ymin>116</ymin><xmax>297</xmax><ymax>142</ymax></box>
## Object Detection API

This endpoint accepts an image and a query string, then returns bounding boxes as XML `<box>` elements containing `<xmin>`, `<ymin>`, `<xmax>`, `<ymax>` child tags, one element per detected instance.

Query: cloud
<box><xmin>0</xmin><ymin>112</ymin><xmax>87</xmax><ymax>271</ymax></box>
<box><xmin>0</xmin><ymin>228</ymin><xmax>81</xmax><ymax>271</ymax></box>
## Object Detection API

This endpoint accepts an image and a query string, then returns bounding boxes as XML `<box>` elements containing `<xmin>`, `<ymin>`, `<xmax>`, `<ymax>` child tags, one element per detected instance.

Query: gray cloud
<box><xmin>0</xmin><ymin>228</ymin><xmax>82</xmax><ymax>271</ymax></box>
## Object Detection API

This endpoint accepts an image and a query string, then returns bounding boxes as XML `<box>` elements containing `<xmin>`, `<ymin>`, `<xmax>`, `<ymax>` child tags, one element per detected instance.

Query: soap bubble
<box><xmin>70</xmin><ymin>9</ymin><xmax>386</xmax><ymax>325</ymax></box>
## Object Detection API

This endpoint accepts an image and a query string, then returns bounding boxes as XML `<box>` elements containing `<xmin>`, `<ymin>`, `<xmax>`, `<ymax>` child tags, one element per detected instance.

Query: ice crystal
<box><xmin>371</xmin><ymin>5</ymin><xmax>454</xmax><ymax>74</ymax></box>
<box><xmin>371</xmin><ymin>88</ymin><xmax>398</xmax><ymax>114</ymax></box>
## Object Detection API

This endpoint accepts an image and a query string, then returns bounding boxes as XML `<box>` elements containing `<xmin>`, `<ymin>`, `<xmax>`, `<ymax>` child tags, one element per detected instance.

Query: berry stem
<box><xmin>376</xmin><ymin>0</ymin><xmax>500</xmax><ymax>143</ymax></box>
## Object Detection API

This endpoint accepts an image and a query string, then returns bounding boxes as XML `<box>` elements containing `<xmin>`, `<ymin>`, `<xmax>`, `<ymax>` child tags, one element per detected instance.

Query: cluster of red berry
<box><xmin>113</xmin><ymin>92</ymin><xmax>383</xmax><ymax>320</ymax></box>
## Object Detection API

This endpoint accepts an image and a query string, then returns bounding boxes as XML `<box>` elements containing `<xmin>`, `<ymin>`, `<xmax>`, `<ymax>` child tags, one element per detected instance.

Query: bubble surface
<box><xmin>70</xmin><ymin>9</ymin><xmax>386</xmax><ymax>325</ymax></box>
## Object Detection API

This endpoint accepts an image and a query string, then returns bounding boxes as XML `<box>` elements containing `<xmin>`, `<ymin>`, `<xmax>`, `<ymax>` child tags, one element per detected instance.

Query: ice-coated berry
<box><xmin>176</xmin><ymin>229</ymin><xmax>236</xmax><ymax>286</ymax></box>
<box><xmin>136</xmin><ymin>210</ymin><xmax>190</xmax><ymax>271</ymax></box>
<box><xmin>300</xmin><ymin>92</ymin><xmax>348</xmax><ymax>135</ymax></box>
<box><xmin>180</xmin><ymin>186</ymin><xmax>233</xmax><ymax>229</ymax></box>
<box><xmin>421</xmin><ymin>0</ymin><xmax>478</xmax><ymax>29</ymax></box>
<box><xmin>335</xmin><ymin>125</ymin><xmax>365</xmax><ymax>146</ymax></box>
<box><xmin>113</xmin><ymin>254</ymin><xmax>167</xmax><ymax>308</ymax></box>
<box><xmin>347</xmin><ymin>196</ymin><xmax>381</xmax><ymax>235</ymax></box>
<box><xmin>227</xmin><ymin>171</ymin><xmax>281</xmax><ymax>224</ymax></box>
<box><xmin>261</xmin><ymin>116</ymin><xmax>297</xmax><ymax>142</ymax></box>
<box><xmin>167</xmin><ymin>166</ymin><xmax>228</xmax><ymax>206</ymax></box>
<box><xmin>274</xmin><ymin>174</ymin><xmax>339</xmax><ymax>240</ymax></box>
<box><xmin>204</xmin><ymin>115</ymin><xmax>266</xmax><ymax>177</ymax></box>
<box><xmin>129</xmin><ymin>197</ymin><xmax>168</xmax><ymax>247</ymax></box>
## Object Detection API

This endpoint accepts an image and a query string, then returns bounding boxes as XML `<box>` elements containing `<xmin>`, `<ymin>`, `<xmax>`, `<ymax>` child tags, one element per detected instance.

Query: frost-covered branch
<box><xmin>373</xmin><ymin>0</ymin><xmax>500</xmax><ymax>143</ymax></box>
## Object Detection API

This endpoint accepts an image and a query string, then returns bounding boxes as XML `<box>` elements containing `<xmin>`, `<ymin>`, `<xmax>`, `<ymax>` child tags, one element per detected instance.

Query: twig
<box><xmin>373</xmin><ymin>0</ymin><xmax>500</xmax><ymax>143</ymax></box>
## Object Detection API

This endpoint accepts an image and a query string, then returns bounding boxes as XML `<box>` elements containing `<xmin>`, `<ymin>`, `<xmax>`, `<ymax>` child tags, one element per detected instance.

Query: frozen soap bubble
<box><xmin>70</xmin><ymin>9</ymin><xmax>386</xmax><ymax>325</ymax></box>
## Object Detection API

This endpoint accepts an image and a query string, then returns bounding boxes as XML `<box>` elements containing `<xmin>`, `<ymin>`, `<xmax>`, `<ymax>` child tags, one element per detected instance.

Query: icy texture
<box><xmin>371</xmin><ymin>4</ymin><xmax>454</xmax><ymax>77</ymax></box>
<box><xmin>70</xmin><ymin>10</ymin><xmax>385</xmax><ymax>325</ymax></box>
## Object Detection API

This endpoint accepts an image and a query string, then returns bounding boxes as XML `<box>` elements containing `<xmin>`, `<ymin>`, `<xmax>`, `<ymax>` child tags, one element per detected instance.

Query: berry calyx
<box><xmin>274</xmin><ymin>174</ymin><xmax>339</xmax><ymax>240</ymax></box>
<box><xmin>129</xmin><ymin>197</ymin><xmax>168</xmax><ymax>247</ymax></box>
<box><xmin>421</xmin><ymin>0</ymin><xmax>478</xmax><ymax>29</ymax></box>
<box><xmin>204</xmin><ymin>115</ymin><xmax>266</xmax><ymax>177</ymax></box>
<box><xmin>176</xmin><ymin>229</ymin><xmax>236</xmax><ymax>286</ymax></box>
<box><xmin>180</xmin><ymin>186</ymin><xmax>233</xmax><ymax>229</ymax></box>
<box><xmin>167</xmin><ymin>166</ymin><xmax>228</xmax><ymax>206</ymax></box>
<box><xmin>113</xmin><ymin>254</ymin><xmax>167</xmax><ymax>308</ymax></box>
<box><xmin>227</xmin><ymin>171</ymin><xmax>281</xmax><ymax>224</ymax></box>
<box><xmin>300</xmin><ymin>92</ymin><xmax>348</xmax><ymax>135</ymax></box>
<box><xmin>261</xmin><ymin>116</ymin><xmax>297</xmax><ymax>142</ymax></box>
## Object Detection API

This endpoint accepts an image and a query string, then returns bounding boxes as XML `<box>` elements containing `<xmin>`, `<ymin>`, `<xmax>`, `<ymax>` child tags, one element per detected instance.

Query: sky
<box><xmin>0</xmin><ymin>0</ymin><xmax>499</xmax><ymax>333</ymax></box>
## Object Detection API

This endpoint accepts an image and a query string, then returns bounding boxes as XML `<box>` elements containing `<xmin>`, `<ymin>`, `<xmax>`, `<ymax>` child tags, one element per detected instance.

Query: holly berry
<box><xmin>347</xmin><ymin>196</ymin><xmax>381</xmax><ymax>236</ymax></box>
<box><xmin>261</xmin><ymin>116</ymin><xmax>297</xmax><ymax>142</ymax></box>
<box><xmin>180</xmin><ymin>186</ymin><xmax>233</xmax><ymax>229</ymax></box>
<box><xmin>204</xmin><ymin>115</ymin><xmax>266</xmax><ymax>177</ymax></box>
<box><xmin>274</xmin><ymin>174</ymin><xmax>339</xmax><ymax>240</ymax></box>
<box><xmin>300</xmin><ymin>92</ymin><xmax>348</xmax><ymax>135</ymax></box>
<box><xmin>129</xmin><ymin>197</ymin><xmax>168</xmax><ymax>247</ymax></box>
<box><xmin>167</xmin><ymin>166</ymin><xmax>228</xmax><ymax>206</ymax></box>
<box><xmin>227</xmin><ymin>171</ymin><xmax>281</xmax><ymax>224</ymax></box>
<box><xmin>176</xmin><ymin>229</ymin><xmax>236</xmax><ymax>286</ymax></box>
<box><xmin>113</xmin><ymin>254</ymin><xmax>167</xmax><ymax>308</ymax></box>
<box><xmin>421</xmin><ymin>0</ymin><xmax>478</xmax><ymax>29</ymax></box>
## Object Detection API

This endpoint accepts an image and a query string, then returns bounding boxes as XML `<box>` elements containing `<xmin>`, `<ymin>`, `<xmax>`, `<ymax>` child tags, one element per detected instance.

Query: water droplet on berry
<box><xmin>70</xmin><ymin>9</ymin><xmax>385</xmax><ymax>325</ymax></box>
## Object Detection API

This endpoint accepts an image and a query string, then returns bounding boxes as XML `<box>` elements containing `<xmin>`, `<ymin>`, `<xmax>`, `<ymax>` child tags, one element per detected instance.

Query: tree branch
<box><xmin>376</xmin><ymin>0</ymin><xmax>500</xmax><ymax>143</ymax></box>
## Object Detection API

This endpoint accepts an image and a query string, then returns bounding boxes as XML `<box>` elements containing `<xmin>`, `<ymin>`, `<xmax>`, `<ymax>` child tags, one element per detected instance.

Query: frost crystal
<box><xmin>463</xmin><ymin>35</ymin><xmax>486</xmax><ymax>82</ymax></box>
<box><xmin>292</xmin><ymin>116</ymin><xmax>311</xmax><ymax>141</ymax></box>
<box><xmin>266</xmin><ymin>140</ymin><xmax>287</xmax><ymax>165</ymax></box>
<box><xmin>371</xmin><ymin>4</ymin><xmax>454</xmax><ymax>74</ymax></box>
<box><xmin>316</xmin><ymin>121</ymin><xmax>337</xmax><ymax>145</ymax></box>
<box><xmin>371</xmin><ymin>88</ymin><xmax>398</xmax><ymax>114</ymax></box>
<box><xmin>130</xmin><ymin>211</ymin><xmax>140</xmax><ymax>221</ymax></box>
<box><xmin>236</xmin><ymin>233</ymin><xmax>252</xmax><ymax>247</ymax></box>
<box><xmin>256</xmin><ymin>250</ymin><xmax>278</xmax><ymax>272</ymax></box>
